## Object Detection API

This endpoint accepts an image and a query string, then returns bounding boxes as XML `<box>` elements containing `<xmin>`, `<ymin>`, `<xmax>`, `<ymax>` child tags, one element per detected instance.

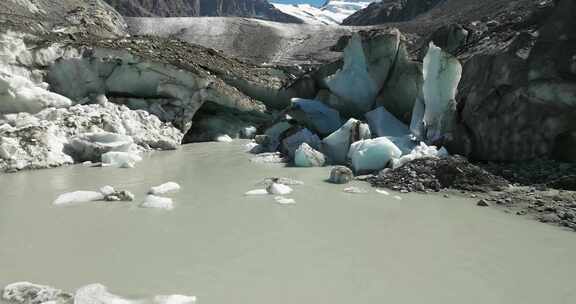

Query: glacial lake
<box><xmin>1</xmin><ymin>141</ymin><xmax>575</xmax><ymax>304</ymax></box>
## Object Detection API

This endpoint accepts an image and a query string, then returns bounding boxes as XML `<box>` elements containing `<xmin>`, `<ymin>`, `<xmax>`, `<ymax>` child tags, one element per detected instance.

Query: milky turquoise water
<box><xmin>1</xmin><ymin>141</ymin><xmax>575</xmax><ymax>303</ymax></box>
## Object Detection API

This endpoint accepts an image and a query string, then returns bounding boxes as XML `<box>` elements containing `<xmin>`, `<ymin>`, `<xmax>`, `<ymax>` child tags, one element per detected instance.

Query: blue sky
<box><xmin>272</xmin><ymin>0</ymin><xmax>325</xmax><ymax>6</ymax></box>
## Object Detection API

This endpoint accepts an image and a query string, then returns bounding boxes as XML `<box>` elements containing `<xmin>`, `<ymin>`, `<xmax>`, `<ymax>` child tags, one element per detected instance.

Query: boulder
<box><xmin>328</xmin><ymin>166</ymin><xmax>354</xmax><ymax>184</ymax></box>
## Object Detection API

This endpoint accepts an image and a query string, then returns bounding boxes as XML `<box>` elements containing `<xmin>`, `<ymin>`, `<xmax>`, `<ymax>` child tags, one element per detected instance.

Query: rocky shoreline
<box><xmin>366</xmin><ymin>156</ymin><xmax>576</xmax><ymax>231</ymax></box>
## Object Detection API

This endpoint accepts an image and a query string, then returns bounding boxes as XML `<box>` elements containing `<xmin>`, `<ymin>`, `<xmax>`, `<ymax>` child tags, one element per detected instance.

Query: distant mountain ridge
<box><xmin>273</xmin><ymin>0</ymin><xmax>378</xmax><ymax>25</ymax></box>
<box><xmin>103</xmin><ymin>0</ymin><xmax>302</xmax><ymax>23</ymax></box>
<box><xmin>342</xmin><ymin>0</ymin><xmax>445</xmax><ymax>25</ymax></box>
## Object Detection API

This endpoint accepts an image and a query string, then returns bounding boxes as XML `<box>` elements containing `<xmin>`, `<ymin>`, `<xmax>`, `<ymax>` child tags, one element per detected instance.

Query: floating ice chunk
<box><xmin>266</xmin><ymin>183</ymin><xmax>293</xmax><ymax>195</ymax></box>
<box><xmin>274</xmin><ymin>196</ymin><xmax>296</xmax><ymax>205</ymax></box>
<box><xmin>376</xmin><ymin>189</ymin><xmax>390</xmax><ymax>195</ymax></box>
<box><xmin>281</xmin><ymin>128</ymin><xmax>321</xmax><ymax>159</ymax></box>
<box><xmin>294</xmin><ymin>142</ymin><xmax>325</xmax><ymax>167</ymax></box>
<box><xmin>289</xmin><ymin>98</ymin><xmax>342</xmax><ymax>136</ymax></box>
<box><xmin>141</xmin><ymin>195</ymin><xmax>174</xmax><ymax>210</ymax></box>
<box><xmin>216</xmin><ymin>135</ymin><xmax>233</xmax><ymax>142</ymax></box>
<box><xmin>149</xmin><ymin>182</ymin><xmax>181</xmax><ymax>195</ymax></box>
<box><xmin>365</xmin><ymin>107</ymin><xmax>410</xmax><ymax>138</ymax></box>
<box><xmin>421</xmin><ymin>42</ymin><xmax>462</xmax><ymax>142</ymax></box>
<box><xmin>52</xmin><ymin>191</ymin><xmax>104</xmax><ymax>206</ymax></box>
<box><xmin>391</xmin><ymin>142</ymin><xmax>449</xmax><ymax>169</ymax></box>
<box><xmin>74</xmin><ymin>284</ymin><xmax>133</xmax><ymax>304</ymax></box>
<box><xmin>258</xmin><ymin>177</ymin><xmax>304</xmax><ymax>186</ymax></box>
<box><xmin>393</xmin><ymin>195</ymin><xmax>403</xmax><ymax>200</ymax></box>
<box><xmin>344</xmin><ymin>187</ymin><xmax>368</xmax><ymax>194</ymax></box>
<box><xmin>348</xmin><ymin>137</ymin><xmax>402</xmax><ymax>173</ymax></box>
<box><xmin>322</xmin><ymin>118</ymin><xmax>371</xmax><ymax>165</ymax></box>
<box><xmin>3</xmin><ymin>282</ymin><xmax>70</xmax><ymax>304</ymax></box>
<box><xmin>154</xmin><ymin>295</ymin><xmax>197</xmax><ymax>304</ymax></box>
<box><xmin>250</xmin><ymin>152</ymin><xmax>286</xmax><ymax>164</ymax></box>
<box><xmin>101</xmin><ymin>151</ymin><xmax>142</xmax><ymax>168</ymax></box>
<box><xmin>325</xmin><ymin>33</ymin><xmax>378</xmax><ymax>116</ymax></box>
<box><xmin>245</xmin><ymin>189</ymin><xmax>268</xmax><ymax>196</ymax></box>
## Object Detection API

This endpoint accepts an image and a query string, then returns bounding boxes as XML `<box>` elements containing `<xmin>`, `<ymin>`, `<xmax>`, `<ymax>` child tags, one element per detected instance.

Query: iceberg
<box><xmin>325</xmin><ymin>33</ymin><xmax>378</xmax><ymax>116</ymax></box>
<box><xmin>294</xmin><ymin>142</ymin><xmax>326</xmax><ymax>167</ymax></box>
<box><xmin>216</xmin><ymin>134</ymin><xmax>233</xmax><ymax>142</ymax></box>
<box><xmin>141</xmin><ymin>195</ymin><xmax>174</xmax><ymax>210</ymax></box>
<box><xmin>154</xmin><ymin>295</ymin><xmax>197</xmax><ymax>304</ymax></box>
<box><xmin>245</xmin><ymin>189</ymin><xmax>268</xmax><ymax>196</ymax></box>
<box><xmin>289</xmin><ymin>98</ymin><xmax>342</xmax><ymax>136</ymax></box>
<box><xmin>421</xmin><ymin>42</ymin><xmax>462</xmax><ymax>142</ymax></box>
<box><xmin>149</xmin><ymin>182</ymin><xmax>181</xmax><ymax>195</ymax></box>
<box><xmin>322</xmin><ymin>118</ymin><xmax>371</xmax><ymax>164</ymax></box>
<box><xmin>52</xmin><ymin>191</ymin><xmax>104</xmax><ymax>206</ymax></box>
<box><xmin>66</xmin><ymin>132</ymin><xmax>136</xmax><ymax>162</ymax></box>
<box><xmin>101</xmin><ymin>151</ymin><xmax>143</xmax><ymax>168</ymax></box>
<box><xmin>348</xmin><ymin>137</ymin><xmax>402</xmax><ymax>173</ymax></box>
<box><xmin>274</xmin><ymin>196</ymin><xmax>296</xmax><ymax>205</ymax></box>
<box><xmin>74</xmin><ymin>284</ymin><xmax>133</xmax><ymax>304</ymax></box>
<box><xmin>266</xmin><ymin>183</ymin><xmax>293</xmax><ymax>195</ymax></box>
<box><xmin>365</xmin><ymin>106</ymin><xmax>410</xmax><ymax>138</ymax></box>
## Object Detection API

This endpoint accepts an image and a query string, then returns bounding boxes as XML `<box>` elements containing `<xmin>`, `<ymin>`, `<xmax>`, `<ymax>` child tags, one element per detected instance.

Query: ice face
<box><xmin>325</xmin><ymin>33</ymin><xmax>378</xmax><ymax>116</ymax></box>
<box><xmin>365</xmin><ymin>106</ymin><xmax>410</xmax><ymax>138</ymax></box>
<box><xmin>322</xmin><ymin>118</ymin><xmax>371</xmax><ymax>165</ymax></box>
<box><xmin>0</xmin><ymin>71</ymin><xmax>72</xmax><ymax>114</ymax></box>
<box><xmin>348</xmin><ymin>137</ymin><xmax>402</xmax><ymax>173</ymax></box>
<box><xmin>289</xmin><ymin>98</ymin><xmax>342</xmax><ymax>136</ymax></box>
<box><xmin>294</xmin><ymin>142</ymin><xmax>326</xmax><ymax>167</ymax></box>
<box><xmin>421</xmin><ymin>42</ymin><xmax>462</xmax><ymax>143</ymax></box>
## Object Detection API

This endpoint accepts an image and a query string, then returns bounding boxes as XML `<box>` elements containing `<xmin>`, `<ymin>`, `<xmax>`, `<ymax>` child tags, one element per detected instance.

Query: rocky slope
<box><xmin>126</xmin><ymin>16</ymin><xmax>365</xmax><ymax>65</ymax></box>
<box><xmin>103</xmin><ymin>0</ymin><xmax>302</xmax><ymax>23</ymax></box>
<box><xmin>273</xmin><ymin>0</ymin><xmax>377</xmax><ymax>25</ymax></box>
<box><xmin>0</xmin><ymin>0</ymin><xmax>127</xmax><ymax>37</ymax></box>
<box><xmin>343</xmin><ymin>0</ymin><xmax>444</xmax><ymax>25</ymax></box>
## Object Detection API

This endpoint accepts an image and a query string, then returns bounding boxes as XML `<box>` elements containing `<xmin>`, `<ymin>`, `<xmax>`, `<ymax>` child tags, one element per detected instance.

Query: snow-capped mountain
<box><xmin>273</xmin><ymin>0</ymin><xmax>378</xmax><ymax>25</ymax></box>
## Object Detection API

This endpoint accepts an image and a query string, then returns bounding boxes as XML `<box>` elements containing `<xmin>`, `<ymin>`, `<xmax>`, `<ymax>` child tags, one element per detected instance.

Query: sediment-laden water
<box><xmin>1</xmin><ymin>141</ymin><xmax>575</xmax><ymax>304</ymax></box>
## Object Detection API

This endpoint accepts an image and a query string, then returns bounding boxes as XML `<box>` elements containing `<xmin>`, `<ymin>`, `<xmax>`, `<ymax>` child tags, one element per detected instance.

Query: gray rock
<box><xmin>2</xmin><ymin>282</ymin><xmax>72</xmax><ymax>304</ymax></box>
<box><xmin>329</xmin><ymin>166</ymin><xmax>354</xmax><ymax>184</ymax></box>
<box><xmin>477</xmin><ymin>199</ymin><xmax>490</xmax><ymax>207</ymax></box>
